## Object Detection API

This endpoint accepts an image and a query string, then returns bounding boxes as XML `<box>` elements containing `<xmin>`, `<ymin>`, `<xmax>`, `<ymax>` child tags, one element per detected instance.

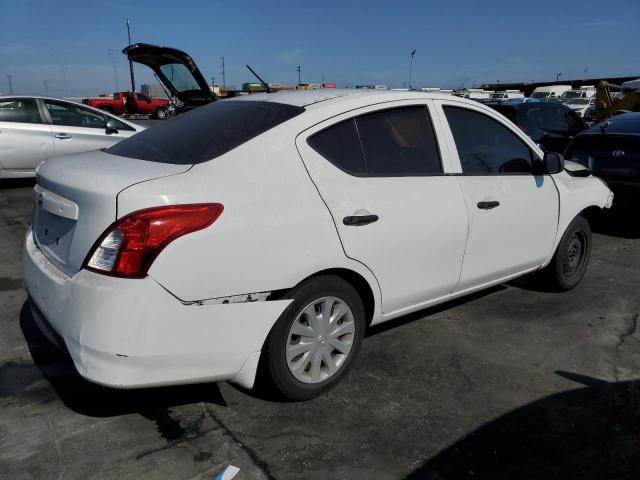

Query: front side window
<box><xmin>444</xmin><ymin>106</ymin><xmax>533</xmax><ymax>174</ymax></box>
<box><xmin>0</xmin><ymin>99</ymin><xmax>42</xmax><ymax>124</ymax></box>
<box><xmin>45</xmin><ymin>100</ymin><xmax>107</xmax><ymax>129</ymax></box>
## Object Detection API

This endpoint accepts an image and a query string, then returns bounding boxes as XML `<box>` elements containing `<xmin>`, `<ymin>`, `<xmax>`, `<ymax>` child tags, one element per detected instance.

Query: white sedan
<box><xmin>23</xmin><ymin>90</ymin><xmax>613</xmax><ymax>400</ymax></box>
<box><xmin>0</xmin><ymin>96</ymin><xmax>144</xmax><ymax>178</ymax></box>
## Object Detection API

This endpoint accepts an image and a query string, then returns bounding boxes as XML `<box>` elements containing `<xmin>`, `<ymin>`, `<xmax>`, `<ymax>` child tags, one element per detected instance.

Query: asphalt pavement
<box><xmin>1</xmin><ymin>179</ymin><xmax>639</xmax><ymax>480</ymax></box>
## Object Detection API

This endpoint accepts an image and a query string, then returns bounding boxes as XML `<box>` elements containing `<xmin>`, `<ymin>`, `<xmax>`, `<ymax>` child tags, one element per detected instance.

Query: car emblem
<box><xmin>612</xmin><ymin>149</ymin><xmax>625</xmax><ymax>157</ymax></box>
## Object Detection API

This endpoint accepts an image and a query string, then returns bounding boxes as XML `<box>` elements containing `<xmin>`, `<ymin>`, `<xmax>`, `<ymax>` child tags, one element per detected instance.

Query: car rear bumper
<box><xmin>23</xmin><ymin>229</ymin><xmax>291</xmax><ymax>389</ymax></box>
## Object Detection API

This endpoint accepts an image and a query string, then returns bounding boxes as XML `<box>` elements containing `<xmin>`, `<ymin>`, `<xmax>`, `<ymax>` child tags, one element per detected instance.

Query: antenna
<box><xmin>246</xmin><ymin>65</ymin><xmax>271</xmax><ymax>93</ymax></box>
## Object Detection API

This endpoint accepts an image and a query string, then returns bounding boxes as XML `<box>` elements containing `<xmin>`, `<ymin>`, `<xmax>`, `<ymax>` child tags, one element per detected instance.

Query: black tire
<box><xmin>154</xmin><ymin>108</ymin><xmax>167</xmax><ymax>120</ymax></box>
<box><xmin>261</xmin><ymin>275</ymin><xmax>365</xmax><ymax>401</ymax></box>
<box><xmin>542</xmin><ymin>215</ymin><xmax>592</xmax><ymax>291</ymax></box>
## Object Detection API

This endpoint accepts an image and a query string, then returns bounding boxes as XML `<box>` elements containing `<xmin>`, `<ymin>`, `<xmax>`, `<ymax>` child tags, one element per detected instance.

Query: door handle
<box><xmin>477</xmin><ymin>200</ymin><xmax>500</xmax><ymax>210</ymax></box>
<box><xmin>343</xmin><ymin>214</ymin><xmax>379</xmax><ymax>226</ymax></box>
<box><xmin>55</xmin><ymin>133</ymin><xmax>72</xmax><ymax>139</ymax></box>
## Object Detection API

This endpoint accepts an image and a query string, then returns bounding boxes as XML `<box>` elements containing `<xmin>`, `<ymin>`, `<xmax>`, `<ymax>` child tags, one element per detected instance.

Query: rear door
<box><xmin>297</xmin><ymin>100</ymin><xmax>469</xmax><ymax>314</ymax></box>
<box><xmin>0</xmin><ymin>98</ymin><xmax>54</xmax><ymax>172</ymax></box>
<box><xmin>42</xmin><ymin>99</ymin><xmax>128</xmax><ymax>156</ymax></box>
<box><xmin>436</xmin><ymin>101</ymin><xmax>559</xmax><ymax>291</ymax></box>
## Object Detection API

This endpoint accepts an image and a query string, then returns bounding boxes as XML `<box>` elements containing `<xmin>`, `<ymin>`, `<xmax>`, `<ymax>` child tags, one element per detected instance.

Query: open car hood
<box><xmin>123</xmin><ymin>43</ymin><xmax>215</xmax><ymax>108</ymax></box>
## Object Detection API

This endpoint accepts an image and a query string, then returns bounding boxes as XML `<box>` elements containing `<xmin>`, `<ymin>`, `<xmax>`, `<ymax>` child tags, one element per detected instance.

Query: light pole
<box><xmin>408</xmin><ymin>49</ymin><xmax>416</xmax><ymax>89</ymax></box>
<box><xmin>7</xmin><ymin>74</ymin><xmax>13</xmax><ymax>95</ymax></box>
<box><xmin>556</xmin><ymin>72</ymin><xmax>562</xmax><ymax>82</ymax></box>
<box><xmin>297</xmin><ymin>65</ymin><xmax>301</xmax><ymax>85</ymax></box>
<box><xmin>108</xmin><ymin>49</ymin><xmax>119</xmax><ymax>91</ymax></box>
<box><xmin>126</xmin><ymin>18</ymin><xmax>135</xmax><ymax>92</ymax></box>
<box><xmin>43</xmin><ymin>79</ymin><xmax>49</xmax><ymax>95</ymax></box>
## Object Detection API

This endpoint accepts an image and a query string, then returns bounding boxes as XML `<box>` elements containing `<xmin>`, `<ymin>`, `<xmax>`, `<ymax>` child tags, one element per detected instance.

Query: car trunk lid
<box><xmin>123</xmin><ymin>43</ymin><xmax>215</xmax><ymax>110</ymax></box>
<box><xmin>34</xmin><ymin>150</ymin><xmax>191</xmax><ymax>277</ymax></box>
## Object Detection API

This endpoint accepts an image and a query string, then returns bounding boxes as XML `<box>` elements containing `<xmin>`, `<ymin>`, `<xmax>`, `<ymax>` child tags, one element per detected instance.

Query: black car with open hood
<box><xmin>123</xmin><ymin>43</ymin><xmax>215</xmax><ymax>112</ymax></box>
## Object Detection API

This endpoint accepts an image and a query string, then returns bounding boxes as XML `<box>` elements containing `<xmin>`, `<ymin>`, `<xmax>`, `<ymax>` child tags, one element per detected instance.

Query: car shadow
<box><xmin>366</xmin><ymin>285</ymin><xmax>507</xmax><ymax>338</ymax></box>
<box><xmin>588</xmin><ymin>206</ymin><xmax>640</xmax><ymax>240</ymax></box>
<box><xmin>17</xmin><ymin>302</ymin><xmax>227</xmax><ymax>419</ymax></box>
<box><xmin>0</xmin><ymin>178</ymin><xmax>36</xmax><ymax>189</ymax></box>
<box><xmin>406</xmin><ymin>371</ymin><xmax>640</xmax><ymax>480</ymax></box>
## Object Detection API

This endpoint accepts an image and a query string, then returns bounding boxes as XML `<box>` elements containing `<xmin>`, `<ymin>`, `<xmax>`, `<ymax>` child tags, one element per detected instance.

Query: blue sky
<box><xmin>1</xmin><ymin>0</ymin><xmax>639</xmax><ymax>96</ymax></box>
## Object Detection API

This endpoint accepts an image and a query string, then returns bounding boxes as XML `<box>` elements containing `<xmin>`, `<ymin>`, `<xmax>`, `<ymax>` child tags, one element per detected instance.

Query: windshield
<box><xmin>106</xmin><ymin>100</ymin><xmax>304</xmax><ymax>164</ymax></box>
<box><xmin>566</xmin><ymin>99</ymin><xmax>589</xmax><ymax>105</ymax></box>
<box><xmin>159</xmin><ymin>63</ymin><xmax>200</xmax><ymax>92</ymax></box>
<box><xmin>561</xmin><ymin>91</ymin><xmax>582</xmax><ymax>99</ymax></box>
<box><xmin>531</xmin><ymin>92</ymin><xmax>549</xmax><ymax>98</ymax></box>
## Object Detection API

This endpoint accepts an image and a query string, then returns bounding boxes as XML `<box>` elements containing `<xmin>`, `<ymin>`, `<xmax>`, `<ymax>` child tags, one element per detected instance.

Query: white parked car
<box><xmin>565</xmin><ymin>98</ymin><xmax>594</xmax><ymax>118</ymax></box>
<box><xmin>23</xmin><ymin>89</ymin><xmax>613</xmax><ymax>400</ymax></box>
<box><xmin>530</xmin><ymin>85</ymin><xmax>573</xmax><ymax>101</ymax></box>
<box><xmin>0</xmin><ymin>96</ymin><xmax>144</xmax><ymax>178</ymax></box>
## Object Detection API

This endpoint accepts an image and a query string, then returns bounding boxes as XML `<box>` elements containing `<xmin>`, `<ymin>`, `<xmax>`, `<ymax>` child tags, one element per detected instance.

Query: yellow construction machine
<box><xmin>595</xmin><ymin>80</ymin><xmax>640</xmax><ymax>122</ymax></box>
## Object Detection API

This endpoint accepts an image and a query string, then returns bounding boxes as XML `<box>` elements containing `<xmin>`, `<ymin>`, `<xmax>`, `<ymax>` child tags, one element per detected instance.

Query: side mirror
<box><xmin>543</xmin><ymin>151</ymin><xmax>565</xmax><ymax>174</ymax></box>
<box><xmin>105</xmin><ymin>120</ymin><xmax>119</xmax><ymax>135</ymax></box>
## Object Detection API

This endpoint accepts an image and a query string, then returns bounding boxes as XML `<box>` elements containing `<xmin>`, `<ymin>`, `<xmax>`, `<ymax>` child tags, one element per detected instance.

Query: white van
<box><xmin>530</xmin><ymin>85</ymin><xmax>572</xmax><ymax>100</ymax></box>
<box><xmin>560</xmin><ymin>86</ymin><xmax>596</xmax><ymax>102</ymax></box>
<box><xmin>490</xmin><ymin>90</ymin><xmax>525</xmax><ymax>101</ymax></box>
<box><xmin>462</xmin><ymin>88</ymin><xmax>493</xmax><ymax>100</ymax></box>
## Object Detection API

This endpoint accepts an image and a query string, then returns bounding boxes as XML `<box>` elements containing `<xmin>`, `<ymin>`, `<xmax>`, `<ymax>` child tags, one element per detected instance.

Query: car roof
<box><xmin>228</xmin><ymin>88</ymin><xmax>458</xmax><ymax>108</ymax></box>
<box><xmin>583</xmin><ymin>112</ymin><xmax>640</xmax><ymax>135</ymax></box>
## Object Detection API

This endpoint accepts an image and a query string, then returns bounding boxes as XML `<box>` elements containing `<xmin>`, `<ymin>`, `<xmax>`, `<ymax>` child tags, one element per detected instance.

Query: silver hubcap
<box><xmin>286</xmin><ymin>296</ymin><xmax>355</xmax><ymax>384</ymax></box>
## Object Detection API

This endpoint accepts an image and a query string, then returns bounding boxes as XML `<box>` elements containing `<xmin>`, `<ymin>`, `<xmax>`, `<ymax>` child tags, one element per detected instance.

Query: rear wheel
<box><xmin>262</xmin><ymin>276</ymin><xmax>365</xmax><ymax>400</ymax></box>
<box><xmin>542</xmin><ymin>215</ymin><xmax>592</xmax><ymax>291</ymax></box>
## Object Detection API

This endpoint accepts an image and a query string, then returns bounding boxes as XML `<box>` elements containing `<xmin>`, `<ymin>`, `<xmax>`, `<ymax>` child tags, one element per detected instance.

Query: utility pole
<box><xmin>584</xmin><ymin>67</ymin><xmax>588</xmax><ymax>81</ymax></box>
<box><xmin>126</xmin><ymin>18</ymin><xmax>135</xmax><ymax>92</ymax></box>
<box><xmin>108</xmin><ymin>49</ymin><xmax>119</xmax><ymax>91</ymax></box>
<box><xmin>211</xmin><ymin>76</ymin><xmax>215</xmax><ymax>88</ymax></box>
<box><xmin>60</xmin><ymin>65</ymin><xmax>68</xmax><ymax>96</ymax></box>
<box><xmin>220</xmin><ymin>57</ymin><xmax>225</xmax><ymax>88</ymax></box>
<box><xmin>408</xmin><ymin>49</ymin><xmax>416</xmax><ymax>89</ymax></box>
<box><xmin>43</xmin><ymin>79</ymin><xmax>49</xmax><ymax>95</ymax></box>
<box><xmin>556</xmin><ymin>72</ymin><xmax>562</xmax><ymax>82</ymax></box>
<box><xmin>7</xmin><ymin>74</ymin><xmax>13</xmax><ymax>95</ymax></box>
<box><xmin>296</xmin><ymin>65</ymin><xmax>301</xmax><ymax>85</ymax></box>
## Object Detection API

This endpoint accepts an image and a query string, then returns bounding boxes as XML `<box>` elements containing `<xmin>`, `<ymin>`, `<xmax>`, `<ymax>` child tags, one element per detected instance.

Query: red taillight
<box><xmin>84</xmin><ymin>203</ymin><xmax>223</xmax><ymax>278</ymax></box>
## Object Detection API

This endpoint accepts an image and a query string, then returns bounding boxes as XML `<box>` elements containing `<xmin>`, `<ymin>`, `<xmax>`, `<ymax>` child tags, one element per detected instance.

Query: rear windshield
<box><xmin>106</xmin><ymin>100</ymin><xmax>304</xmax><ymax>164</ymax></box>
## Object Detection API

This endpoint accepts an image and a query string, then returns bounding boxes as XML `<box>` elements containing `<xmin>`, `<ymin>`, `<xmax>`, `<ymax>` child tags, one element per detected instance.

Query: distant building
<box><xmin>140</xmin><ymin>84</ymin><xmax>170</xmax><ymax>100</ymax></box>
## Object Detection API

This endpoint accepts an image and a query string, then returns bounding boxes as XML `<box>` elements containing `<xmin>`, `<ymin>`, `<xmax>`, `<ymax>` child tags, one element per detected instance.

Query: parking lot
<box><xmin>0</xmin><ymin>178</ymin><xmax>638</xmax><ymax>479</ymax></box>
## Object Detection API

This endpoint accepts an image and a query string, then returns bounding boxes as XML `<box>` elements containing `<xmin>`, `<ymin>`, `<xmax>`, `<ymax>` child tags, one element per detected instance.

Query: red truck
<box><xmin>82</xmin><ymin>92</ymin><xmax>170</xmax><ymax>119</ymax></box>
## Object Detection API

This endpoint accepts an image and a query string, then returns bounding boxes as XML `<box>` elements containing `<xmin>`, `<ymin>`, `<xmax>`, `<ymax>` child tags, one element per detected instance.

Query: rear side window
<box><xmin>357</xmin><ymin>107</ymin><xmax>442</xmax><ymax>175</ymax></box>
<box><xmin>307</xmin><ymin>119</ymin><xmax>365</xmax><ymax>175</ymax></box>
<box><xmin>308</xmin><ymin>106</ymin><xmax>442</xmax><ymax>176</ymax></box>
<box><xmin>0</xmin><ymin>99</ymin><xmax>42</xmax><ymax>124</ymax></box>
<box><xmin>107</xmin><ymin>100</ymin><xmax>304</xmax><ymax>164</ymax></box>
<box><xmin>444</xmin><ymin>106</ymin><xmax>533</xmax><ymax>174</ymax></box>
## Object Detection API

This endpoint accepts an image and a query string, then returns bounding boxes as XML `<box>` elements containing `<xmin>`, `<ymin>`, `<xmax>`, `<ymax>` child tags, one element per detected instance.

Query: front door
<box><xmin>42</xmin><ymin>99</ymin><xmax>125</xmax><ymax>157</ymax></box>
<box><xmin>437</xmin><ymin>102</ymin><xmax>559</xmax><ymax>292</ymax></box>
<box><xmin>297</xmin><ymin>101</ymin><xmax>469</xmax><ymax>314</ymax></box>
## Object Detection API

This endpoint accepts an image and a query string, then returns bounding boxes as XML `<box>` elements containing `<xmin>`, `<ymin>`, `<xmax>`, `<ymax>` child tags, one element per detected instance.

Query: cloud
<box><xmin>273</xmin><ymin>48</ymin><xmax>303</xmax><ymax>63</ymax></box>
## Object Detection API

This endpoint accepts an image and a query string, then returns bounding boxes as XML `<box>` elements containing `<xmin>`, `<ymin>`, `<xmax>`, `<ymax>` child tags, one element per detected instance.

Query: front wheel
<box><xmin>154</xmin><ymin>108</ymin><xmax>167</xmax><ymax>120</ymax></box>
<box><xmin>261</xmin><ymin>275</ymin><xmax>365</xmax><ymax>401</ymax></box>
<box><xmin>542</xmin><ymin>215</ymin><xmax>592</xmax><ymax>291</ymax></box>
